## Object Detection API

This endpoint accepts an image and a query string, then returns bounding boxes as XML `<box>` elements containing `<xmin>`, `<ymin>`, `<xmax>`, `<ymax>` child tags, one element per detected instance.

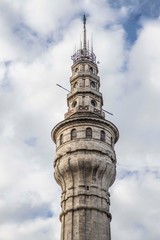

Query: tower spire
<box><xmin>83</xmin><ymin>14</ymin><xmax>87</xmax><ymax>50</ymax></box>
<box><xmin>52</xmin><ymin>15</ymin><xmax>119</xmax><ymax>240</ymax></box>
<box><xmin>71</xmin><ymin>14</ymin><xmax>96</xmax><ymax>64</ymax></box>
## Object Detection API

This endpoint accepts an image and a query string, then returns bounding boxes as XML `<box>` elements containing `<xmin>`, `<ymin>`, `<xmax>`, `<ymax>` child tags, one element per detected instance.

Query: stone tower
<box><xmin>51</xmin><ymin>15</ymin><xmax>119</xmax><ymax>240</ymax></box>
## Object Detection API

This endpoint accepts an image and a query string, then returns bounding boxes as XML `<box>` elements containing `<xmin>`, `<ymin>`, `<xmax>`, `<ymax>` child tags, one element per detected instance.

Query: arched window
<box><xmin>73</xmin><ymin>81</ymin><xmax>78</xmax><ymax>89</ymax></box>
<box><xmin>71</xmin><ymin>100</ymin><xmax>77</xmax><ymax>108</ymax></box>
<box><xmin>86</xmin><ymin>127</ymin><xmax>92</xmax><ymax>139</ymax></box>
<box><xmin>90</xmin><ymin>81</ymin><xmax>96</xmax><ymax>88</ymax></box>
<box><xmin>90</xmin><ymin>66</ymin><xmax>93</xmax><ymax>73</ymax></box>
<box><xmin>100</xmin><ymin>130</ymin><xmax>105</xmax><ymax>142</ymax></box>
<box><xmin>71</xmin><ymin>129</ymin><xmax>77</xmax><ymax>140</ymax></box>
<box><xmin>111</xmin><ymin>137</ymin><xmax>113</xmax><ymax>146</ymax></box>
<box><xmin>60</xmin><ymin>134</ymin><xmax>63</xmax><ymax>145</ymax></box>
<box><xmin>91</xmin><ymin>99</ymin><xmax>97</xmax><ymax>107</ymax></box>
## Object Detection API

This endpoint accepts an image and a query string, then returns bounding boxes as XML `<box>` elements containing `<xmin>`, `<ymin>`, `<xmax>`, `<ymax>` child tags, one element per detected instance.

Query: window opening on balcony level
<box><xmin>86</xmin><ymin>127</ymin><xmax>92</xmax><ymax>139</ymax></box>
<box><xmin>100</xmin><ymin>130</ymin><xmax>105</xmax><ymax>142</ymax></box>
<box><xmin>71</xmin><ymin>129</ymin><xmax>77</xmax><ymax>140</ymax></box>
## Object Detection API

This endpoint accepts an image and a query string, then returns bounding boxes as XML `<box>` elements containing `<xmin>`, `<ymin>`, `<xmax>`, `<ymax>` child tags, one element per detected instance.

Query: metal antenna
<box><xmin>83</xmin><ymin>14</ymin><xmax>87</xmax><ymax>50</ymax></box>
<box><xmin>56</xmin><ymin>84</ymin><xmax>70</xmax><ymax>93</ymax></box>
<box><xmin>91</xmin><ymin>33</ymin><xmax>93</xmax><ymax>52</ymax></box>
<box><xmin>102</xmin><ymin>109</ymin><xmax>113</xmax><ymax>116</ymax></box>
<box><xmin>80</xmin><ymin>34</ymin><xmax>82</xmax><ymax>49</ymax></box>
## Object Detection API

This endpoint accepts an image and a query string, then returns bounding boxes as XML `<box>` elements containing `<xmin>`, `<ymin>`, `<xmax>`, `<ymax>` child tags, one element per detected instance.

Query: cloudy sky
<box><xmin>1</xmin><ymin>0</ymin><xmax>160</xmax><ymax>239</ymax></box>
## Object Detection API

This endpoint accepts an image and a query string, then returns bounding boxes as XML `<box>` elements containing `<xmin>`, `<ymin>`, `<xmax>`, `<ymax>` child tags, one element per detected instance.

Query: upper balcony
<box><xmin>67</xmin><ymin>87</ymin><xmax>102</xmax><ymax>100</ymax></box>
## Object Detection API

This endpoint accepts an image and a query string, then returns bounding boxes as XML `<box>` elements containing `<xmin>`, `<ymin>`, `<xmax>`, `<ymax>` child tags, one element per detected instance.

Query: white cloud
<box><xmin>0</xmin><ymin>1</ymin><xmax>160</xmax><ymax>240</ymax></box>
<box><xmin>129</xmin><ymin>20</ymin><xmax>160</xmax><ymax>91</ymax></box>
<box><xmin>111</xmin><ymin>169</ymin><xmax>160</xmax><ymax>240</ymax></box>
<box><xmin>0</xmin><ymin>0</ymin><xmax>80</xmax><ymax>35</ymax></box>
<box><xmin>0</xmin><ymin>217</ymin><xmax>60</xmax><ymax>240</ymax></box>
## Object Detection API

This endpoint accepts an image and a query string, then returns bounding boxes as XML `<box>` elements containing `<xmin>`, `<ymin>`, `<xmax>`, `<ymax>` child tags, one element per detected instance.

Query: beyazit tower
<box><xmin>51</xmin><ymin>15</ymin><xmax>119</xmax><ymax>240</ymax></box>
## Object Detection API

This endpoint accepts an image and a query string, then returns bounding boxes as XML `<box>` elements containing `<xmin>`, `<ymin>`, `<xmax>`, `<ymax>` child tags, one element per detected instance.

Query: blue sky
<box><xmin>0</xmin><ymin>0</ymin><xmax>160</xmax><ymax>239</ymax></box>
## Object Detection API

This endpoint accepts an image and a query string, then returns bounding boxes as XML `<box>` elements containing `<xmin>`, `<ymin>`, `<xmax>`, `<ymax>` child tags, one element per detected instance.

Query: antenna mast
<box><xmin>71</xmin><ymin>14</ymin><xmax>96</xmax><ymax>64</ymax></box>
<box><xmin>83</xmin><ymin>14</ymin><xmax>87</xmax><ymax>51</ymax></box>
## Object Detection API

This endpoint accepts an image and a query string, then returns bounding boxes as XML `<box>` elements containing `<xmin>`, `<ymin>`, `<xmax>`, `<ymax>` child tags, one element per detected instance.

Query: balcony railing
<box><xmin>71</xmin><ymin>49</ymin><xmax>96</xmax><ymax>64</ymax></box>
<box><xmin>64</xmin><ymin>105</ymin><xmax>105</xmax><ymax>119</ymax></box>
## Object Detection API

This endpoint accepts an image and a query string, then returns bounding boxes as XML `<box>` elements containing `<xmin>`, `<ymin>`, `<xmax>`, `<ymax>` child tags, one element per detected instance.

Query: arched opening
<box><xmin>72</xmin><ymin>100</ymin><xmax>77</xmax><ymax>108</ymax></box>
<box><xmin>71</xmin><ymin>129</ymin><xmax>77</xmax><ymax>140</ymax></box>
<box><xmin>86</xmin><ymin>127</ymin><xmax>92</xmax><ymax>139</ymax></box>
<box><xmin>89</xmin><ymin>66</ymin><xmax>93</xmax><ymax>72</ymax></box>
<box><xmin>111</xmin><ymin>137</ymin><xmax>113</xmax><ymax>146</ymax></box>
<box><xmin>100</xmin><ymin>130</ymin><xmax>105</xmax><ymax>142</ymax></box>
<box><xmin>90</xmin><ymin>81</ymin><xmax>96</xmax><ymax>88</ymax></box>
<box><xmin>91</xmin><ymin>99</ymin><xmax>97</xmax><ymax>107</ymax></box>
<box><xmin>60</xmin><ymin>134</ymin><xmax>63</xmax><ymax>145</ymax></box>
<box><xmin>73</xmin><ymin>81</ymin><xmax>78</xmax><ymax>89</ymax></box>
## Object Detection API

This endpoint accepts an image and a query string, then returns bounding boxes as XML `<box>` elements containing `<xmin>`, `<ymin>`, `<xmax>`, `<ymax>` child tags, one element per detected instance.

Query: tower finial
<box><xmin>83</xmin><ymin>14</ymin><xmax>87</xmax><ymax>50</ymax></box>
<box><xmin>71</xmin><ymin>15</ymin><xmax>96</xmax><ymax>63</ymax></box>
